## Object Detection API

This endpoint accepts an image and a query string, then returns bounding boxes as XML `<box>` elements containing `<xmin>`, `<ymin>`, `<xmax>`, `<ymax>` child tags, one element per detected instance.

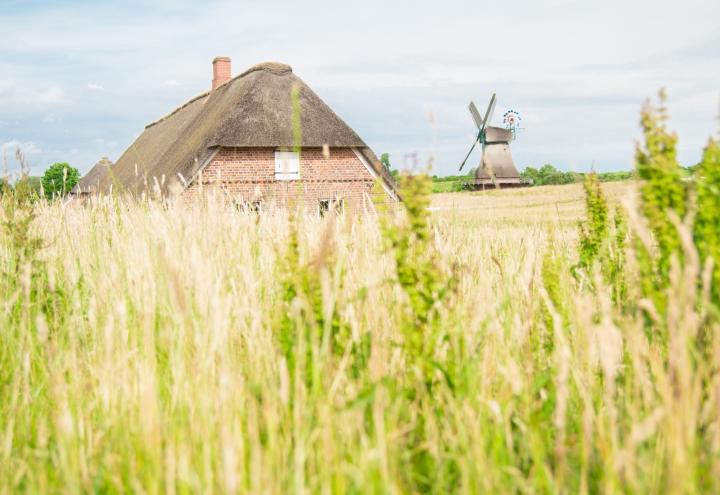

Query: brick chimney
<box><xmin>212</xmin><ymin>56</ymin><xmax>231</xmax><ymax>90</ymax></box>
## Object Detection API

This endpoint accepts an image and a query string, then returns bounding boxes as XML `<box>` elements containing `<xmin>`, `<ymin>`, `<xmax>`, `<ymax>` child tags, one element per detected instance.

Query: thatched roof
<box><xmin>99</xmin><ymin>61</ymin><xmax>396</xmax><ymax>196</ymax></box>
<box><xmin>72</xmin><ymin>156</ymin><xmax>113</xmax><ymax>194</ymax></box>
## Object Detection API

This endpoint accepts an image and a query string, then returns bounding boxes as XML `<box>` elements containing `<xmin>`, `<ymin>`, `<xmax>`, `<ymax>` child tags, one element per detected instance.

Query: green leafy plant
<box><xmin>694</xmin><ymin>136</ymin><xmax>720</xmax><ymax>306</ymax></box>
<box><xmin>380</xmin><ymin>171</ymin><xmax>461</xmax><ymax>490</ymax></box>
<box><xmin>383</xmin><ymin>173</ymin><xmax>449</xmax><ymax>380</ymax></box>
<box><xmin>575</xmin><ymin>172</ymin><xmax>627</xmax><ymax>304</ymax></box>
<box><xmin>635</xmin><ymin>89</ymin><xmax>686</xmax><ymax>279</ymax></box>
<box><xmin>576</xmin><ymin>172</ymin><xmax>609</xmax><ymax>270</ymax></box>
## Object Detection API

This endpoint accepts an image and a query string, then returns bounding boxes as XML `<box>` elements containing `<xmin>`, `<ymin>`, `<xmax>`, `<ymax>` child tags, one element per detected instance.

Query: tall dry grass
<box><xmin>1</xmin><ymin>178</ymin><xmax>718</xmax><ymax>493</ymax></box>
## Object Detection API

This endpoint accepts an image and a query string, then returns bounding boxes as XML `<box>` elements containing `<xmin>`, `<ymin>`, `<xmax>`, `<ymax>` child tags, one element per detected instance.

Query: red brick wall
<box><xmin>184</xmin><ymin>147</ymin><xmax>395</xmax><ymax>211</ymax></box>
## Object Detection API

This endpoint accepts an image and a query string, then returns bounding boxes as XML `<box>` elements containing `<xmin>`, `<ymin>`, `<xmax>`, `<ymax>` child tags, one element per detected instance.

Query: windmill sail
<box><xmin>460</xmin><ymin>101</ymin><xmax>485</xmax><ymax>171</ymax></box>
<box><xmin>482</xmin><ymin>93</ymin><xmax>497</xmax><ymax>131</ymax></box>
<box><xmin>468</xmin><ymin>101</ymin><xmax>484</xmax><ymax>130</ymax></box>
<box><xmin>459</xmin><ymin>138</ymin><xmax>479</xmax><ymax>171</ymax></box>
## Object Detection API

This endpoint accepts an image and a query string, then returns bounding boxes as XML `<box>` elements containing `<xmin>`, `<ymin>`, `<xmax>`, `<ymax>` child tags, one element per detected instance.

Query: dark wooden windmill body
<box><xmin>459</xmin><ymin>94</ymin><xmax>524</xmax><ymax>190</ymax></box>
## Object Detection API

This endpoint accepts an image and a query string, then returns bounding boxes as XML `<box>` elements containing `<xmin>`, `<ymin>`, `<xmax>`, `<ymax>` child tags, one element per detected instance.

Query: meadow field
<box><xmin>2</xmin><ymin>174</ymin><xmax>718</xmax><ymax>494</ymax></box>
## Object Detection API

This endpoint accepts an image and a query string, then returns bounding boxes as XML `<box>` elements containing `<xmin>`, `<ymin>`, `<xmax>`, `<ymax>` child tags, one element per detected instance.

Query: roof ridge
<box><xmin>238</xmin><ymin>61</ymin><xmax>292</xmax><ymax>77</ymax></box>
<box><xmin>145</xmin><ymin>91</ymin><xmax>210</xmax><ymax>129</ymax></box>
<box><xmin>144</xmin><ymin>62</ymin><xmax>292</xmax><ymax>130</ymax></box>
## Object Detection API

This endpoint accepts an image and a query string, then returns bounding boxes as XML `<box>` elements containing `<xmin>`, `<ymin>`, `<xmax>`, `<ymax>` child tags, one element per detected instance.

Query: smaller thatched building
<box><xmin>70</xmin><ymin>156</ymin><xmax>113</xmax><ymax>197</ymax></box>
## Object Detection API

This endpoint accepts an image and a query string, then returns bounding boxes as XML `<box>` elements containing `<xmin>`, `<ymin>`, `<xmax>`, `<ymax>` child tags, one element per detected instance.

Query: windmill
<box><xmin>459</xmin><ymin>94</ymin><xmax>522</xmax><ymax>189</ymax></box>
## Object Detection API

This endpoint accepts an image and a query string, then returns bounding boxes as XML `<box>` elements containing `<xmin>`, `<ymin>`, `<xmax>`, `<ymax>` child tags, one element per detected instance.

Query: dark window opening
<box><xmin>235</xmin><ymin>199</ymin><xmax>263</xmax><ymax>213</ymax></box>
<box><xmin>319</xmin><ymin>198</ymin><xmax>344</xmax><ymax>216</ymax></box>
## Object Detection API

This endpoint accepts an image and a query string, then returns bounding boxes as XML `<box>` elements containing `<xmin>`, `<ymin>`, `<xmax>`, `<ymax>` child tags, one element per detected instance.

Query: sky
<box><xmin>1</xmin><ymin>0</ymin><xmax>718</xmax><ymax>177</ymax></box>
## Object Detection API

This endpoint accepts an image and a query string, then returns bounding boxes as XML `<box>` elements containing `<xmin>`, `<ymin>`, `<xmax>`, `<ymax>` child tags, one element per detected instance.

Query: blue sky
<box><xmin>1</xmin><ymin>0</ymin><xmax>718</xmax><ymax>177</ymax></box>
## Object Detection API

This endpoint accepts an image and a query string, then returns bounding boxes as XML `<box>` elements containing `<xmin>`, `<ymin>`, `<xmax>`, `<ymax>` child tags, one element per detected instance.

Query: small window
<box><xmin>319</xmin><ymin>198</ymin><xmax>344</xmax><ymax>217</ymax></box>
<box><xmin>235</xmin><ymin>199</ymin><xmax>263</xmax><ymax>213</ymax></box>
<box><xmin>275</xmin><ymin>151</ymin><xmax>300</xmax><ymax>180</ymax></box>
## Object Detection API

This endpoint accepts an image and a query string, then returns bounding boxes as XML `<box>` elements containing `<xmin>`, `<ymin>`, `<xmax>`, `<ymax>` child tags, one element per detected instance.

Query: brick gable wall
<box><xmin>183</xmin><ymin>147</ymin><xmax>395</xmax><ymax>210</ymax></box>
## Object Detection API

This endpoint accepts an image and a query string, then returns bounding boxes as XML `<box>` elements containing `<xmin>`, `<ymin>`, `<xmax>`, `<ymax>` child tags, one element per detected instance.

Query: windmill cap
<box><xmin>484</xmin><ymin>126</ymin><xmax>513</xmax><ymax>143</ymax></box>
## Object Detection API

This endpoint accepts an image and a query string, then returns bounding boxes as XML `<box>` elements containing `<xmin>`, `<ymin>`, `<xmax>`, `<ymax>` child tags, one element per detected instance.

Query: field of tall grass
<box><xmin>1</xmin><ymin>95</ymin><xmax>718</xmax><ymax>493</ymax></box>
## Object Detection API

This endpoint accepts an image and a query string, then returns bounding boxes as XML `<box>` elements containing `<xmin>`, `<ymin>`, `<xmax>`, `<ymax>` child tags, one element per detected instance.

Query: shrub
<box><xmin>576</xmin><ymin>173</ymin><xmax>608</xmax><ymax>269</ymax></box>
<box><xmin>694</xmin><ymin>137</ymin><xmax>720</xmax><ymax>305</ymax></box>
<box><xmin>575</xmin><ymin>172</ymin><xmax>626</xmax><ymax>303</ymax></box>
<box><xmin>634</xmin><ymin>89</ymin><xmax>686</xmax><ymax>279</ymax></box>
<box><xmin>382</xmin><ymin>172</ymin><xmax>451</xmax><ymax>385</ymax></box>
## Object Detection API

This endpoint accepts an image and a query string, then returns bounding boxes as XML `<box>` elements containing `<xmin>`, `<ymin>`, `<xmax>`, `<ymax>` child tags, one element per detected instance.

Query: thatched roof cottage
<box><xmin>82</xmin><ymin>57</ymin><xmax>398</xmax><ymax>210</ymax></box>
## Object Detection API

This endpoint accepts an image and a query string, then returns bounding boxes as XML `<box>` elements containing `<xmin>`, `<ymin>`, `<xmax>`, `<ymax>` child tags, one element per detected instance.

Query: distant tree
<box><xmin>380</xmin><ymin>153</ymin><xmax>391</xmax><ymax>172</ymax></box>
<box><xmin>521</xmin><ymin>164</ymin><xmax>575</xmax><ymax>186</ymax></box>
<box><xmin>537</xmin><ymin>164</ymin><xmax>570</xmax><ymax>185</ymax></box>
<box><xmin>41</xmin><ymin>162</ymin><xmax>80</xmax><ymax>198</ymax></box>
<box><xmin>380</xmin><ymin>153</ymin><xmax>400</xmax><ymax>182</ymax></box>
<box><xmin>597</xmin><ymin>171</ymin><xmax>634</xmax><ymax>182</ymax></box>
<box><xmin>520</xmin><ymin>166</ymin><xmax>539</xmax><ymax>184</ymax></box>
<box><xmin>467</xmin><ymin>166</ymin><xmax>478</xmax><ymax>177</ymax></box>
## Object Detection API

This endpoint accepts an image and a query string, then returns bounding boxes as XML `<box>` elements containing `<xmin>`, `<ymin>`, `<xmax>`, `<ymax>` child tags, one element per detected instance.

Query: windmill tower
<box><xmin>459</xmin><ymin>94</ymin><xmax>523</xmax><ymax>189</ymax></box>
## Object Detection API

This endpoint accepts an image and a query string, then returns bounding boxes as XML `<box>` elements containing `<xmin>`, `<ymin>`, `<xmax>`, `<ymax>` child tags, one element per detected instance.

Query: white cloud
<box><xmin>162</xmin><ymin>79</ymin><xmax>181</xmax><ymax>88</ymax></box>
<box><xmin>2</xmin><ymin>139</ymin><xmax>43</xmax><ymax>155</ymax></box>
<box><xmin>43</xmin><ymin>113</ymin><xmax>57</xmax><ymax>123</ymax></box>
<box><xmin>37</xmin><ymin>87</ymin><xmax>65</xmax><ymax>103</ymax></box>
<box><xmin>0</xmin><ymin>80</ymin><xmax>66</xmax><ymax>107</ymax></box>
<box><xmin>87</xmin><ymin>83</ymin><xmax>105</xmax><ymax>91</ymax></box>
